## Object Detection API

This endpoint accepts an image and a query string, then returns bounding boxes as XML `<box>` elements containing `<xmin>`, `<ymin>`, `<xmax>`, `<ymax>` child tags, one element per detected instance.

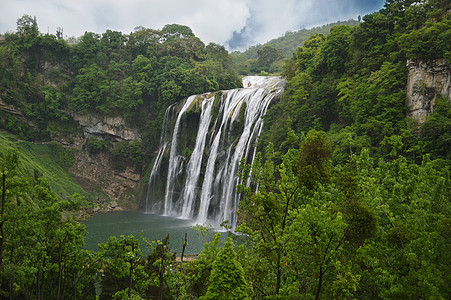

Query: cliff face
<box><xmin>406</xmin><ymin>59</ymin><xmax>450</xmax><ymax>123</ymax></box>
<box><xmin>69</xmin><ymin>137</ymin><xmax>141</xmax><ymax>211</ymax></box>
<box><xmin>72</xmin><ymin>114</ymin><xmax>141</xmax><ymax>141</ymax></box>
<box><xmin>68</xmin><ymin>116</ymin><xmax>142</xmax><ymax>210</ymax></box>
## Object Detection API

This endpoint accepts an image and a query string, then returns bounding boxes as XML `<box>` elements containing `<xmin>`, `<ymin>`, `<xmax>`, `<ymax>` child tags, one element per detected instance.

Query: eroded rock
<box><xmin>406</xmin><ymin>59</ymin><xmax>450</xmax><ymax>123</ymax></box>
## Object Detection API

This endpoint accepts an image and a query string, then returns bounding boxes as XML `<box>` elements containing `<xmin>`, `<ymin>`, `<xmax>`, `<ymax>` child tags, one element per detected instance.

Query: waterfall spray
<box><xmin>146</xmin><ymin>76</ymin><xmax>285</xmax><ymax>229</ymax></box>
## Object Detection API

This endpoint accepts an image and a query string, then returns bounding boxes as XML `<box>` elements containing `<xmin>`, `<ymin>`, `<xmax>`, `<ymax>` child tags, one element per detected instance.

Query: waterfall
<box><xmin>146</xmin><ymin>76</ymin><xmax>286</xmax><ymax>229</ymax></box>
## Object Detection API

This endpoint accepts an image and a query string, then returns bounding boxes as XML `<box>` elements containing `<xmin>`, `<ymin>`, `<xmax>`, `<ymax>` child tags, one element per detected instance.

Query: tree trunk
<box><xmin>73</xmin><ymin>273</ymin><xmax>77</xmax><ymax>300</ymax></box>
<box><xmin>180</xmin><ymin>233</ymin><xmax>187</xmax><ymax>269</ymax></box>
<box><xmin>129</xmin><ymin>243</ymin><xmax>135</xmax><ymax>300</ymax></box>
<box><xmin>159</xmin><ymin>253</ymin><xmax>164</xmax><ymax>300</ymax></box>
<box><xmin>57</xmin><ymin>244</ymin><xmax>63</xmax><ymax>299</ymax></box>
<box><xmin>129</xmin><ymin>264</ymin><xmax>133</xmax><ymax>300</ymax></box>
<box><xmin>9</xmin><ymin>273</ymin><xmax>14</xmax><ymax>300</ymax></box>
<box><xmin>276</xmin><ymin>252</ymin><xmax>281</xmax><ymax>294</ymax></box>
<box><xmin>0</xmin><ymin>170</ymin><xmax>6</xmax><ymax>269</ymax></box>
<box><xmin>315</xmin><ymin>266</ymin><xmax>323</xmax><ymax>300</ymax></box>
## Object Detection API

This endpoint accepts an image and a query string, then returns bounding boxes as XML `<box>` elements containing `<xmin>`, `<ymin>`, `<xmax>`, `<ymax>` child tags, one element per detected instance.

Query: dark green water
<box><xmin>83</xmin><ymin>211</ymin><xmax>215</xmax><ymax>255</ymax></box>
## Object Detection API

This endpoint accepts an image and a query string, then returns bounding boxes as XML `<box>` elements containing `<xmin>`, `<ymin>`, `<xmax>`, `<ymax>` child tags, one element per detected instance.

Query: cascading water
<box><xmin>145</xmin><ymin>76</ymin><xmax>286</xmax><ymax>229</ymax></box>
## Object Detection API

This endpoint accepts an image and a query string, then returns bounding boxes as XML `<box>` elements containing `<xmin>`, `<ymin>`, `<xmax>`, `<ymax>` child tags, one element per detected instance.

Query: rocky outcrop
<box><xmin>63</xmin><ymin>115</ymin><xmax>142</xmax><ymax>209</ymax></box>
<box><xmin>0</xmin><ymin>99</ymin><xmax>36</xmax><ymax>128</ymax></box>
<box><xmin>68</xmin><ymin>137</ymin><xmax>141</xmax><ymax>210</ymax></box>
<box><xmin>406</xmin><ymin>59</ymin><xmax>450</xmax><ymax>123</ymax></box>
<box><xmin>72</xmin><ymin>114</ymin><xmax>141</xmax><ymax>140</ymax></box>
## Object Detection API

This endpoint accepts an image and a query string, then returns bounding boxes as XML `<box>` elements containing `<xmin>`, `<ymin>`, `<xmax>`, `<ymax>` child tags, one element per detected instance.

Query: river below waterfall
<box><xmin>83</xmin><ymin>211</ymin><xmax>222</xmax><ymax>254</ymax></box>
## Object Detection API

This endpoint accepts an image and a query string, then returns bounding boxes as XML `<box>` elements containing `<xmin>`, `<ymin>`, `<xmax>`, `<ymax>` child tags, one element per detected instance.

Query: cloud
<box><xmin>226</xmin><ymin>0</ymin><xmax>385</xmax><ymax>50</ymax></box>
<box><xmin>0</xmin><ymin>0</ymin><xmax>384</xmax><ymax>51</ymax></box>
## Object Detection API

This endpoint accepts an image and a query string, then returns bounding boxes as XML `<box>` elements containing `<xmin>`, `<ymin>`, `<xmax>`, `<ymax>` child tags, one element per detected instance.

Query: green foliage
<box><xmin>86</xmin><ymin>136</ymin><xmax>110</xmax><ymax>154</ymax></box>
<box><xmin>0</xmin><ymin>5</ymin><xmax>450</xmax><ymax>299</ymax></box>
<box><xmin>0</xmin><ymin>151</ymin><xmax>96</xmax><ymax>299</ymax></box>
<box><xmin>261</xmin><ymin>0</ymin><xmax>450</xmax><ymax>165</ymax></box>
<box><xmin>420</xmin><ymin>96</ymin><xmax>451</xmax><ymax>159</ymax></box>
<box><xmin>295</xmin><ymin>130</ymin><xmax>333</xmax><ymax>189</ymax></box>
<box><xmin>295</xmin><ymin>33</ymin><xmax>325</xmax><ymax>73</ymax></box>
<box><xmin>321</xmin><ymin>25</ymin><xmax>352</xmax><ymax>74</ymax></box>
<box><xmin>1</xmin><ymin>15</ymin><xmax>242</xmax><ymax>169</ymax></box>
<box><xmin>98</xmin><ymin>234</ymin><xmax>145</xmax><ymax>299</ymax></box>
<box><xmin>250</xmin><ymin>45</ymin><xmax>284</xmax><ymax>73</ymax></box>
<box><xmin>240</xmin><ymin>20</ymin><xmax>359</xmax><ymax>60</ymax></box>
<box><xmin>399</xmin><ymin>12</ymin><xmax>451</xmax><ymax>62</ymax></box>
<box><xmin>112</xmin><ymin>139</ymin><xmax>145</xmax><ymax>170</ymax></box>
<box><xmin>0</xmin><ymin>131</ymin><xmax>94</xmax><ymax>201</ymax></box>
<box><xmin>202</xmin><ymin>238</ymin><xmax>251</xmax><ymax>299</ymax></box>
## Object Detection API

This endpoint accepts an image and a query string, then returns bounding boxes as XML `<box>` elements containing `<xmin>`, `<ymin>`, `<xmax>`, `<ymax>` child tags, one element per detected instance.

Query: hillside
<box><xmin>0</xmin><ymin>20</ymin><xmax>242</xmax><ymax>208</ymax></box>
<box><xmin>0</xmin><ymin>131</ymin><xmax>97</xmax><ymax>200</ymax></box>
<box><xmin>0</xmin><ymin>0</ymin><xmax>449</xmax><ymax>299</ymax></box>
<box><xmin>241</xmin><ymin>19</ymin><xmax>360</xmax><ymax>59</ymax></box>
<box><xmin>232</xmin><ymin>20</ymin><xmax>360</xmax><ymax>75</ymax></box>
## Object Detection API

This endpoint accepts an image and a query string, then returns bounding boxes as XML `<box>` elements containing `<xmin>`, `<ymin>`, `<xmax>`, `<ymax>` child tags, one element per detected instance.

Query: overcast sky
<box><xmin>0</xmin><ymin>0</ymin><xmax>385</xmax><ymax>51</ymax></box>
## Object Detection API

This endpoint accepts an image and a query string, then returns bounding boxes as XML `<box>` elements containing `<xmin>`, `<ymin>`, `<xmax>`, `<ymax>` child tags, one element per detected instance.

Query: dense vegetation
<box><xmin>232</xmin><ymin>20</ymin><xmax>359</xmax><ymax>75</ymax></box>
<box><xmin>0</xmin><ymin>0</ymin><xmax>450</xmax><ymax>299</ymax></box>
<box><xmin>0</xmin><ymin>17</ymin><xmax>242</xmax><ymax>166</ymax></box>
<box><xmin>261</xmin><ymin>0</ymin><xmax>450</xmax><ymax>164</ymax></box>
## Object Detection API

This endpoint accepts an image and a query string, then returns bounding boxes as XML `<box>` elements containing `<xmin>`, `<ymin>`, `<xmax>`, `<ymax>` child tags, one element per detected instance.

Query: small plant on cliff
<box><xmin>86</xmin><ymin>136</ymin><xmax>110</xmax><ymax>154</ymax></box>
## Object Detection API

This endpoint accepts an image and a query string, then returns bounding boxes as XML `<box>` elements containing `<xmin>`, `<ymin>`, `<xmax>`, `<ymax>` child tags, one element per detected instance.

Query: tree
<box><xmin>0</xmin><ymin>149</ymin><xmax>20</xmax><ymax>269</ymax></box>
<box><xmin>161</xmin><ymin>24</ymin><xmax>195</xmax><ymax>41</ymax></box>
<box><xmin>295</xmin><ymin>130</ymin><xmax>333</xmax><ymax>189</ymax></box>
<box><xmin>143</xmin><ymin>234</ymin><xmax>175</xmax><ymax>300</ymax></box>
<box><xmin>236</xmin><ymin>143</ymin><xmax>300</xmax><ymax>297</ymax></box>
<box><xmin>70</xmin><ymin>63</ymin><xmax>109</xmax><ymax>112</ymax></box>
<box><xmin>251</xmin><ymin>46</ymin><xmax>284</xmax><ymax>73</ymax></box>
<box><xmin>295</xmin><ymin>33</ymin><xmax>325</xmax><ymax>72</ymax></box>
<box><xmin>16</xmin><ymin>15</ymin><xmax>39</xmax><ymax>37</ymax></box>
<box><xmin>202</xmin><ymin>238</ymin><xmax>251</xmax><ymax>299</ymax></box>
<box><xmin>98</xmin><ymin>235</ymin><xmax>144</xmax><ymax>300</ymax></box>
<box><xmin>321</xmin><ymin>25</ymin><xmax>352</xmax><ymax>74</ymax></box>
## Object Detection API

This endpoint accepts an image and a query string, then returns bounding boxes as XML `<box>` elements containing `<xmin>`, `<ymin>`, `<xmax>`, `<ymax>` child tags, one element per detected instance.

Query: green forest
<box><xmin>0</xmin><ymin>0</ymin><xmax>450</xmax><ymax>299</ymax></box>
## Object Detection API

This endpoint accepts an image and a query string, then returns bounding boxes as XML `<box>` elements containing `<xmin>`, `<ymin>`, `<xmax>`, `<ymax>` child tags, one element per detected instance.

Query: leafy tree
<box><xmin>202</xmin><ymin>238</ymin><xmax>251</xmax><ymax>299</ymax></box>
<box><xmin>295</xmin><ymin>130</ymin><xmax>333</xmax><ymax>189</ymax></box>
<box><xmin>295</xmin><ymin>33</ymin><xmax>325</xmax><ymax>72</ymax></box>
<box><xmin>70</xmin><ymin>63</ymin><xmax>109</xmax><ymax>112</ymax></box>
<box><xmin>71</xmin><ymin>32</ymin><xmax>103</xmax><ymax>70</ymax></box>
<box><xmin>251</xmin><ymin>45</ymin><xmax>284</xmax><ymax>73</ymax></box>
<box><xmin>16</xmin><ymin>15</ymin><xmax>39</xmax><ymax>37</ymax></box>
<box><xmin>420</xmin><ymin>96</ymin><xmax>451</xmax><ymax>159</ymax></box>
<box><xmin>98</xmin><ymin>235</ymin><xmax>145</xmax><ymax>300</ymax></box>
<box><xmin>161</xmin><ymin>24</ymin><xmax>195</xmax><ymax>41</ymax></box>
<box><xmin>321</xmin><ymin>25</ymin><xmax>352</xmax><ymax>74</ymax></box>
<box><xmin>143</xmin><ymin>234</ymin><xmax>175</xmax><ymax>300</ymax></box>
<box><xmin>183</xmin><ymin>232</ymin><xmax>222</xmax><ymax>298</ymax></box>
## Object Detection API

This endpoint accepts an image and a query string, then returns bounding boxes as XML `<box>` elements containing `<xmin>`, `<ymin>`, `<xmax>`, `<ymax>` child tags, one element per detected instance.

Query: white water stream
<box><xmin>146</xmin><ymin>76</ymin><xmax>285</xmax><ymax>229</ymax></box>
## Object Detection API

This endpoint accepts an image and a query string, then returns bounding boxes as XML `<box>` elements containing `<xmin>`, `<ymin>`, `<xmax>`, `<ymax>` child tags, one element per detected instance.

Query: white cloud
<box><xmin>0</xmin><ymin>0</ymin><xmax>384</xmax><ymax>50</ymax></box>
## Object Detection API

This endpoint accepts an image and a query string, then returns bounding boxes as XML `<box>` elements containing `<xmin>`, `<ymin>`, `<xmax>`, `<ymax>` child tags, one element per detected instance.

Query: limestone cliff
<box><xmin>68</xmin><ymin>115</ymin><xmax>142</xmax><ymax>210</ymax></box>
<box><xmin>72</xmin><ymin>114</ymin><xmax>141</xmax><ymax>141</ymax></box>
<box><xmin>68</xmin><ymin>136</ymin><xmax>142</xmax><ymax>211</ymax></box>
<box><xmin>406</xmin><ymin>59</ymin><xmax>450</xmax><ymax>123</ymax></box>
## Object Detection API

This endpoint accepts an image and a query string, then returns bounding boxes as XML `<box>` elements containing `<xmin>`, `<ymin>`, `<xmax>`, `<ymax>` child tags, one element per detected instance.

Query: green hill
<box><xmin>240</xmin><ymin>20</ymin><xmax>360</xmax><ymax>59</ymax></box>
<box><xmin>232</xmin><ymin>20</ymin><xmax>360</xmax><ymax>74</ymax></box>
<box><xmin>0</xmin><ymin>131</ymin><xmax>96</xmax><ymax>201</ymax></box>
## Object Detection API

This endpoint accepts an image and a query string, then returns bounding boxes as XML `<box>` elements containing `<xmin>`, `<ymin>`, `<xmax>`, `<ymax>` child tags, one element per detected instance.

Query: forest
<box><xmin>0</xmin><ymin>0</ymin><xmax>450</xmax><ymax>299</ymax></box>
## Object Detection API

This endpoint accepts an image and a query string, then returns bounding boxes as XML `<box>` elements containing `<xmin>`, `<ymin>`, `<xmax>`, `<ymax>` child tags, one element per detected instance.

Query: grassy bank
<box><xmin>0</xmin><ymin>131</ymin><xmax>95</xmax><ymax>202</ymax></box>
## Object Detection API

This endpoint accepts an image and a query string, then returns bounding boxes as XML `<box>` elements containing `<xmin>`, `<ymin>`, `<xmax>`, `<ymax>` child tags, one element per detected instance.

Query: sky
<box><xmin>0</xmin><ymin>0</ymin><xmax>386</xmax><ymax>51</ymax></box>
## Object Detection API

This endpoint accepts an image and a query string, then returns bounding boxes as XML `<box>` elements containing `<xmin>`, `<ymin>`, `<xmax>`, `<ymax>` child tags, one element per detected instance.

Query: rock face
<box><xmin>67</xmin><ymin>115</ymin><xmax>142</xmax><ymax>209</ymax></box>
<box><xmin>0</xmin><ymin>99</ymin><xmax>35</xmax><ymax>127</ymax></box>
<box><xmin>406</xmin><ymin>59</ymin><xmax>450</xmax><ymax>123</ymax></box>
<box><xmin>72</xmin><ymin>114</ymin><xmax>141</xmax><ymax>141</ymax></box>
<box><xmin>68</xmin><ymin>137</ymin><xmax>141</xmax><ymax>210</ymax></box>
